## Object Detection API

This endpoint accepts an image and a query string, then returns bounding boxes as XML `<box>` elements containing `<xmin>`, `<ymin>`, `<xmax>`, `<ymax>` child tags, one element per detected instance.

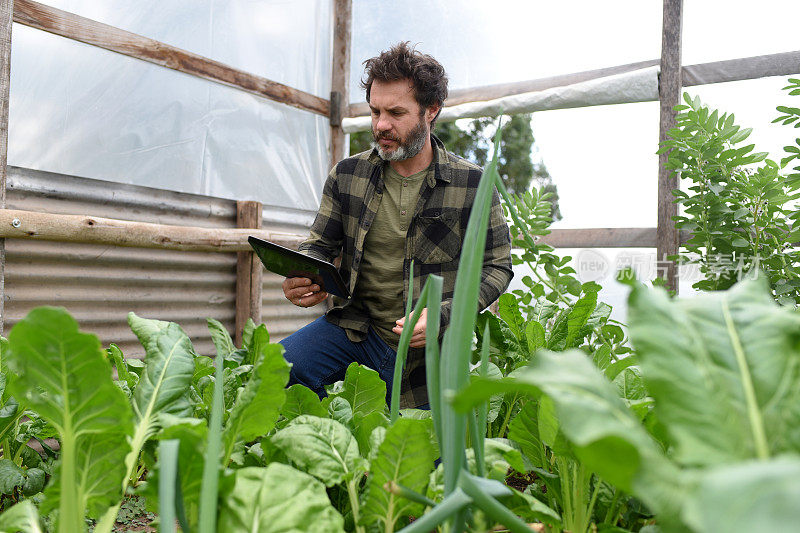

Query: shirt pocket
<box><xmin>413</xmin><ymin>209</ymin><xmax>462</xmax><ymax>264</ymax></box>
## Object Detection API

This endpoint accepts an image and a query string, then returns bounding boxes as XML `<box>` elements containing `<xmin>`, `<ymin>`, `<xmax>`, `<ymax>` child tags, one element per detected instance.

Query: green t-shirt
<box><xmin>351</xmin><ymin>164</ymin><xmax>430</xmax><ymax>348</ymax></box>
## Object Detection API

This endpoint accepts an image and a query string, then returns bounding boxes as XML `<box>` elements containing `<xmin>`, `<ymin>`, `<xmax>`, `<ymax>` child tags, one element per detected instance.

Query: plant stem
<box><xmin>602</xmin><ymin>487</ymin><xmax>621</xmax><ymax>526</ymax></box>
<box><xmin>496</xmin><ymin>395</ymin><xmax>517</xmax><ymax>438</ymax></box>
<box><xmin>347</xmin><ymin>476</ymin><xmax>366</xmax><ymax>533</ymax></box>
<box><xmin>722</xmin><ymin>300</ymin><xmax>770</xmax><ymax>459</ymax></box>
<box><xmin>584</xmin><ymin>475</ymin><xmax>602</xmax><ymax>533</ymax></box>
<box><xmin>58</xmin><ymin>432</ymin><xmax>81</xmax><ymax>533</ymax></box>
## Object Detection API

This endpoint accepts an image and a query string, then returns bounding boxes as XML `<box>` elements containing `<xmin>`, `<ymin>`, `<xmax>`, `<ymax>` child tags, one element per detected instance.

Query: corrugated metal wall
<box><xmin>4</xmin><ymin>166</ymin><xmax>322</xmax><ymax>356</ymax></box>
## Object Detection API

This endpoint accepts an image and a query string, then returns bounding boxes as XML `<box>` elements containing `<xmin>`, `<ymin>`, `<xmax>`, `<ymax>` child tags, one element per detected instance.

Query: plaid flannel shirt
<box><xmin>299</xmin><ymin>134</ymin><xmax>513</xmax><ymax>408</ymax></box>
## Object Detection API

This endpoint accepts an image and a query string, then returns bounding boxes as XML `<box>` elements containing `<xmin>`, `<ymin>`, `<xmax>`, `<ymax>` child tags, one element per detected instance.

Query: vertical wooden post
<box><xmin>0</xmin><ymin>0</ymin><xmax>12</xmax><ymax>335</ymax></box>
<box><xmin>657</xmin><ymin>0</ymin><xmax>683</xmax><ymax>292</ymax></box>
<box><xmin>235</xmin><ymin>201</ymin><xmax>262</xmax><ymax>346</ymax></box>
<box><xmin>329</xmin><ymin>0</ymin><xmax>352</xmax><ymax>168</ymax></box>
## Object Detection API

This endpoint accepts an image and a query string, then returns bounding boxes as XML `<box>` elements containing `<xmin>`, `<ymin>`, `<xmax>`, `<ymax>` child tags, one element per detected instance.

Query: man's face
<box><xmin>368</xmin><ymin>79</ymin><xmax>436</xmax><ymax>161</ymax></box>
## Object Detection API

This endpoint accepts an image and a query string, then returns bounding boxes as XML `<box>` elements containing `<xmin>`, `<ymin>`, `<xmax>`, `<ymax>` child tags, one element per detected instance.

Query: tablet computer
<box><xmin>248</xmin><ymin>236</ymin><xmax>351</xmax><ymax>300</ymax></box>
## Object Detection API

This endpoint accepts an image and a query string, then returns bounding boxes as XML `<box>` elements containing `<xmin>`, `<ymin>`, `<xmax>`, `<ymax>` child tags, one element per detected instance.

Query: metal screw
<box><xmin>11</xmin><ymin>218</ymin><xmax>20</xmax><ymax>228</ymax></box>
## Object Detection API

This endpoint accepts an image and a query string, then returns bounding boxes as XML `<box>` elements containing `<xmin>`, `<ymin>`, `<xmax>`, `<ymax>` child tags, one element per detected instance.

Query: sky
<box><xmin>351</xmin><ymin>0</ymin><xmax>800</xmax><ymax>229</ymax></box>
<box><xmin>351</xmin><ymin>0</ymin><xmax>800</xmax><ymax>315</ymax></box>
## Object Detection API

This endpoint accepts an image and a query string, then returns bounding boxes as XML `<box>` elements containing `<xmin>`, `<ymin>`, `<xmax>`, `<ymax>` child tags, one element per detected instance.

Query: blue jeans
<box><xmin>279</xmin><ymin>316</ymin><xmax>398</xmax><ymax>403</ymax></box>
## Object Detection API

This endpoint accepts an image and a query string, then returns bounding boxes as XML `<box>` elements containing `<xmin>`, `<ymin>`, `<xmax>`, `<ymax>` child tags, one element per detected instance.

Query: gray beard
<box><xmin>371</xmin><ymin>120</ymin><xmax>428</xmax><ymax>161</ymax></box>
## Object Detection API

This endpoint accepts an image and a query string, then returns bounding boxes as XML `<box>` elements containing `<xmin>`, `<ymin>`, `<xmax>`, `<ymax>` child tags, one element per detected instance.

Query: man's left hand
<box><xmin>393</xmin><ymin>308</ymin><xmax>428</xmax><ymax>348</ymax></box>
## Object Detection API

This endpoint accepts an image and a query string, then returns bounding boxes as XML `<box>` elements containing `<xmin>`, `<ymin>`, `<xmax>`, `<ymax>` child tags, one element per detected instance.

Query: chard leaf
<box><xmin>207</xmin><ymin>318</ymin><xmax>236</xmax><ymax>359</ymax></box>
<box><xmin>106</xmin><ymin>344</ymin><xmax>137</xmax><ymax>390</ymax></box>
<box><xmin>338</xmin><ymin>363</ymin><xmax>387</xmax><ymax>418</ymax></box>
<box><xmin>271</xmin><ymin>415</ymin><xmax>366</xmax><ymax>486</ymax></box>
<box><xmin>0</xmin><ymin>500</ymin><xmax>43</xmax><ymax>533</ymax></box>
<box><xmin>361</xmin><ymin>418</ymin><xmax>436</xmax><ymax>530</ymax></box>
<box><xmin>96</xmin><ymin>313</ymin><xmax>197</xmax><ymax>533</ymax></box>
<box><xmin>508</xmin><ymin>401</ymin><xmax>547</xmax><ymax>469</ymax></box>
<box><xmin>453</xmin><ymin>349</ymin><xmax>684</xmax><ymax>518</ymax></box>
<box><xmin>327</xmin><ymin>396</ymin><xmax>353</xmax><ymax>429</ymax></box>
<box><xmin>241</xmin><ymin>318</ymin><xmax>257</xmax><ymax>350</ymax></box>
<box><xmin>281</xmin><ymin>384</ymin><xmax>327</xmax><ymax>423</ymax></box>
<box><xmin>682</xmin><ymin>456</ymin><xmax>800</xmax><ymax>533</ymax></box>
<box><xmin>628</xmin><ymin>278</ymin><xmax>800</xmax><ymax>464</ymax></box>
<box><xmin>217</xmin><ymin>464</ymin><xmax>344</xmax><ymax>532</ymax></box>
<box><xmin>352</xmin><ymin>410</ymin><xmax>389</xmax><ymax>457</ymax></box>
<box><xmin>223</xmin><ymin>332</ymin><xmax>289</xmax><ymax>462</ymax></box>
<box><xmin>6</xmin><ymin>308</ymin><xmax>133</xmax><ymax>531</ymax></box>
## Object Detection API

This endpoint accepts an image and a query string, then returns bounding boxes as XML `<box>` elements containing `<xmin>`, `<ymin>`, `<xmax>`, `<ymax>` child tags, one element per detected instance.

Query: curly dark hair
<box><xmin>361</xmin><ymin>42</ymin><xmax>448</xmax><ymax>125</ymax></box>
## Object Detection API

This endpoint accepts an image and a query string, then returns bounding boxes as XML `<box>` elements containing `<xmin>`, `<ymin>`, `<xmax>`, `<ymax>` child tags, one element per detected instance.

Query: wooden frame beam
<box><xmin>347</xmin><ymin>50</ymin><xmax>800</xmax><ymax>118</ymax></box>
<box><xmin>0</xmin><ymin>0</ymin><xmax>11</xmax><ymax>335</ymax></box>
<box><xmin>329</xmin><ymin>0</ymin><xmax>352</xmax><ymax>166</ymax></box>
<box><xmin>538</xmin><ymin>228</ymin><xmax>657</xmax><ymax>249</ymax></box>
<box><xmin>13</xmin><ymin>0</ymin><xmax>329</xmax><ymax>116</ymax></box>
<box><xmin>235</xmin><ymin>201</ymin><xmax>262</xmax><ymax>346</ymax></box>
<box><xmin>657</xmin><ymin>0</ymin><xmax>683</xmax><ymax>292</ymax></box>
<box><xmin>0</xmin><ymin>209</ymin><xmax>304</xmax><ymax>252</ymax></box>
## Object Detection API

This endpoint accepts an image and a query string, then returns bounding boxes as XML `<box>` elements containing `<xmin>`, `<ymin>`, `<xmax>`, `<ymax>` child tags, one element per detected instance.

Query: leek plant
<box><xmin>388</xmin><ymin>122</ymin><xmax>535</xmax><ymax>533</ymax></box>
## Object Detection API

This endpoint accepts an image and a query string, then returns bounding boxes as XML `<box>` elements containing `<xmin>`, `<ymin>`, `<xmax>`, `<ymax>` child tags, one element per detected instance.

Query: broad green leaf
<box><xmin>107</xmin><ymin>344</ymin><xmax>137</xmax><ymax>390</ymax></box>
<box><xmin>525</xmin><ymin>320</ymin><xmax>546</xmax><ymax>354</ymax></box>
<box><xmin>271</xmin><ymin>415</ymin><xmax>367</xmax><ymax>486</ymax></box>
<box><xmin>281</xmin><ymin>384</ymin><xmax>327</xmax><ymax>422</ymax></box>
<box><xmin>682</xmin><ymin>456</ymin><xmax>800</xmax><ymax>533</ymax></box>
<box><xmin>508</xmin><ymin>401</ymin><xmax>547</xmax><ymax>469</ymax></box>
<box><xmin>217</xmin><ymin>464</ymin><xmax>344</xmax><ymax>533</ymax></box>
<box><xmin>628</xmin><ymin>278</ymin><xmax>800</xmax><ymax>464</ymax></box>
<box><xmin>327</xmin><ymin>396</ymin><xmax>353</xmax><ymax>429</ymax></box>
<box><xmin>241</xmin><ymin>318</ymin><xmax>257</xmax><ymax>350</ymax></box>
<box><xmin>0</xmin><ymin>460</ymin><xmax>44</xmax><ymax>496</ymax></box>
<box><xmin>352</xmin><ymin>410</ymin><xmax>389</xmax><ymax>457</ymax></box>
<box><xmin>223</xmin><ymin>339</ymin><xmax>289</xmax><ymax>462</ymax></box>
<box><xmin>129</xmin><ymin>313</ymin><xmax>196</xmax><ymax>426</ymax></box>
<box><xmin>453</xmin><ymin>350</ymin><xmax>683</xmax><ymax>517</ymax></box>
<box><xmin>506</xmin><ymin>488</ymin><xmax>562</xmax><ymax>530</ymax></box>
<box><xmin>338</xmin><ymin>362</ymin><xmax>386</xmax><ymax>417</ymax></box>
<box><xmin>498</xmin><ymin>293</ymin><xmax>525</xmax><ymax>341</ymax></box>
<box><xmin>565</xmin><ymin>291</ymin><xmax>598</xmax><ymax>347</ymax></box>
<box><xmin>0</xmin><ymin>374</ymin><xmax>21</xmax><ymax>444</ymax></box>
<box><xmin>361</xmin><ymin>418</ymin><xmax>436</xmax><ymax>530</ymax></box>
<box><xmin>207</xmin><ymin>318</ymin><xmax>236</xmax><ymax>358</ymax></box>
<box><xmin>613</xmin><ymin>367</ymin><xmax>647</xmax><ymax>401</ymax></box>
<box><xmin>6</xmin><ymin>308</ymin><xmax>133</xmax><ymax>531</ymax></box>
<box><xmin>96</xmin><ymin>314</ymin><xmax>198</xmax><ymax>532</ymax></box>
<box><xmin>0</xmin><ymin>500</ymin><xmax>43</xmax><ymax>533</ymax></box>
<box><xmin>484</xmin><ymin>438</ymin><xmax>525</xmax><ymax>474</ymax></box>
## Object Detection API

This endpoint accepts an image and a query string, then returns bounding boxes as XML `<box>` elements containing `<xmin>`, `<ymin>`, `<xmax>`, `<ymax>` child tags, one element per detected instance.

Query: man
<box><xmin>280</xmin><ymin>42</ymin><xmax>512</xmax><ymax>409</ymax></box>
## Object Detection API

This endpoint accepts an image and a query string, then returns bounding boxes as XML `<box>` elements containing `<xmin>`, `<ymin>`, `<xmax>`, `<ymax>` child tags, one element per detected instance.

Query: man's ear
<box><xmin>426</xmin><ymin>104</ymin><xmax>441</xmax><ymax>126</ymax></box>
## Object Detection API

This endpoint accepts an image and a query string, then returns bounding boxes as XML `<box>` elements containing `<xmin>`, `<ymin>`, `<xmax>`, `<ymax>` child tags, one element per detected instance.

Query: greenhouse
<box><xmin>0</xmin><ymin>0</ymin><xmax>798</xmax><ymax>531</ymax></box>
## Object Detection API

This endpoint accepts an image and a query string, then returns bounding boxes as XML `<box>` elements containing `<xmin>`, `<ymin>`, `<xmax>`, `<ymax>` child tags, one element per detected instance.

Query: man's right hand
<box><xmin>282</xmin><ymin>277</ymin><xmax>328</xmax><ymax>308</ymax></box>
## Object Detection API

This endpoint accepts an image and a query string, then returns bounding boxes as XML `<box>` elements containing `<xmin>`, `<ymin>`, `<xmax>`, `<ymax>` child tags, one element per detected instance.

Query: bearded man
<box><xmin>280</xmin><ymin>42</ymin><xmax>512</xmax><ymax>409</ymax></box>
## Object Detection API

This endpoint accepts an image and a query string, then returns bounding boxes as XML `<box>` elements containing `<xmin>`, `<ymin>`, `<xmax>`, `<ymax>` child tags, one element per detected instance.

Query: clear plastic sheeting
<box><xmin>350</xmin><ymin>0</ymin><xmax>661</xmax><ymax>98</ymax></box>
<box><xmin>8</xmin><ymin>0</ymin><xmax>331</xmax><ymax>212</ymax></box>
<box><xmin>343</xmin><ymin>66</ymin><xmax>660</xmax><ymax>133</ymax></box>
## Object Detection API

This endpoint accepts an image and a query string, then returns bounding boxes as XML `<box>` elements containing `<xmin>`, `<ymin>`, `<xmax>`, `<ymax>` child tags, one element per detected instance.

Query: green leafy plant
<box><xmin>456</xmin><ymin>276</ymin><xmax>800</xmax><ymax>532</ymax></box>
<box><xmin>660</xmin><ymin>91</ymin><xmax>800</xmax><ymax>303</ymax></box>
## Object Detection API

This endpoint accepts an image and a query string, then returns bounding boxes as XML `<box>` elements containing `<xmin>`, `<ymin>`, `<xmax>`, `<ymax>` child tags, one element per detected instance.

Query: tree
<box><xmin>349</xmin><ymin>114</ymin><xmax>561</xmax><ymax>220</ymax></box>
